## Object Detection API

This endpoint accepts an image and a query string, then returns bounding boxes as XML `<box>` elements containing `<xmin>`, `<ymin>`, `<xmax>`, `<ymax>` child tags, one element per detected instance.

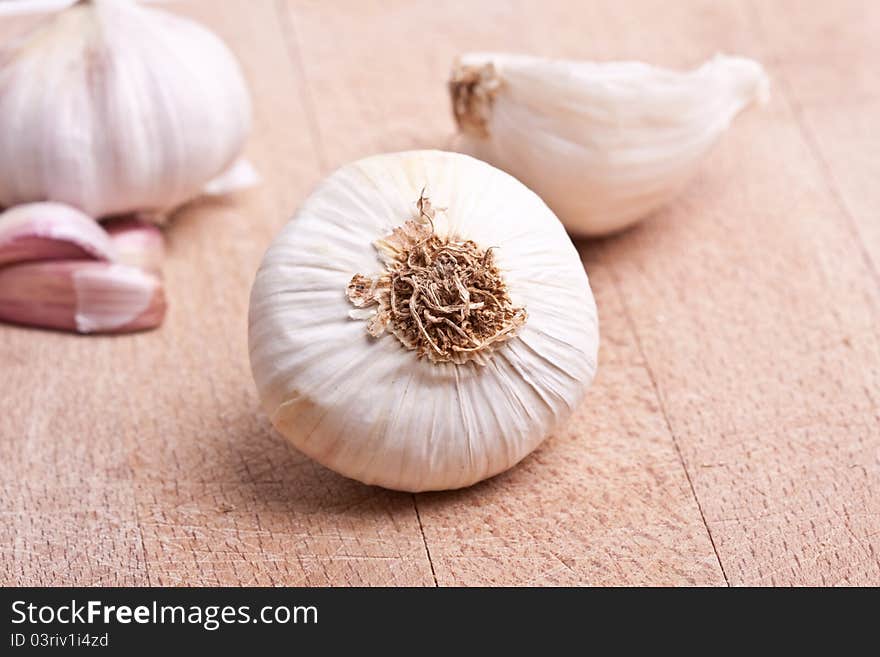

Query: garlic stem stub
<box><xmin>450</xmin><ymin>53</ymin><xmax>770</xmax><ymax>236</ymax></box>
<box><xmin>0</xmin><ymin>0</ymin><xmax>252</xmax><ymax>219</ymax></box>
<box><xmin>249</xmin><ymin>150</ymin><xmax>599</xmax><ymax>492</ymax></box>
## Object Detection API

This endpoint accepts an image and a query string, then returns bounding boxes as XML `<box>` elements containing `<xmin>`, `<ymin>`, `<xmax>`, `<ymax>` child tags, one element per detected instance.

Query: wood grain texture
<box><xmin>1</xmin><ymin>0</ymin><xmax>878</xmax><ymax>586</ymax></box>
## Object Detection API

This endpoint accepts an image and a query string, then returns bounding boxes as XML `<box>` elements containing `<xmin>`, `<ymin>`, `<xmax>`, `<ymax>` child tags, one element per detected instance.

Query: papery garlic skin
<box><xmin>451</xmin><ymin>53</ymin><xmax>769</xmax><ymax>236</ymax></box>
<box><xmin>202</xmin><ymin>158</ymin><xmax>261</xmax><ymax>197</ymax></box>
<box><xmin>0</xmin><ymin>0</ymin><xmax>252</xmax><ymax>218</ymax></box>
<box><xmin>249</xmin><ymin>150</ymin><xmax>598</xmax><ymax>492</ymax></box>
<box><xmin>72</xmin><ymin>262</ymin><xmax>161</xmax><ymax>332</ymax></box>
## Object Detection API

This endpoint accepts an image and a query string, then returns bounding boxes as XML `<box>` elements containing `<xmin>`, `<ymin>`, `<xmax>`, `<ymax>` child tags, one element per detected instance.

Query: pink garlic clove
<box><xmin>0</xmin><ymin>202</ymin><xmax>116</xmax><ymax>267</ymax></box>
<box><xmin>0</xmin><ymin>260</ymin><xmax>166</xmax><ymax>334</ymax></box>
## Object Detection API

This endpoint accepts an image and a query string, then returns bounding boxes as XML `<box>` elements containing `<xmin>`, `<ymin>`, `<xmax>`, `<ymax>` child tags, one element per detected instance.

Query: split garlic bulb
<box><xmin>0</xmin><ymin>0</ymin><xmax>251</xmax><ymax>218</ymax></box>
<box><xmin>450</xmin><ymin>53</ymin><xmax>769</xmax><ymax>236</ymax></box>
<box><xmin>249</xmin><ymin>150</ymin><xmax>598</xmax><ymax>492</ymax></box>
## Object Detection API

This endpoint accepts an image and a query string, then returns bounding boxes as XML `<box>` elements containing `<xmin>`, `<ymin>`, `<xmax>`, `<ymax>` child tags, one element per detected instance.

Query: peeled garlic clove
<box><xmin>105</xmin><ymin>218</ymin><xmax>165</xmax><ymax>271</ymax></box>
<box><xmin>0</xmin><ymin>261</ymin><xmax>166</xmax><ymax>334</ymax></box>
<box><xmin>0</xmin><ymin>0</ymin><xmax>252</xmax><ymax>218</ymax></box>
<box><xmin>249</xmin><ymin>150</ymin><xmax>598</xmax><ymax>492</ymax></box>
<box><xmin>0</xmin><ymin>202</ymin><xmax>114</xmax><ymax>266</ymax></box>
<box><xmin>450</xmin><ymin>53</ymin><xmax>770</xmax><ymax>236</ymax></box>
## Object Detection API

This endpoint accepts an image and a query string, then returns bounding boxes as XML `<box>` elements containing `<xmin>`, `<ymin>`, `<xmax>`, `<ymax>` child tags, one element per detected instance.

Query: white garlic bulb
<box><xmin>249</xmin><ymin>150</ymin><xmax>598</xmax><ymax>492</ymax></box>
<box><xmin>0</xmin><ymin>0</ymin><xmax>252</xmax><ymax>218</ymax></box>
<box><xmin>450</xmin><ymin>53</ymin><xmax>769</xmax><ymax>236</ymax></box>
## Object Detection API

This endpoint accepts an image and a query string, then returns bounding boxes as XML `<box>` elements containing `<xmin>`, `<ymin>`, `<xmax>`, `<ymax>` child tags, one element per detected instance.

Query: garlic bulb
<box><xmin>450</xmin><ymin>53</ymin><xmax>769</xmax><ymax>236</ymax></box>
<box><xmin>249</xmin><ymin>150</ymin><xmax>598</xmax><ymax>492</ymax></box>
<box><xmin>0</xmin><ymin>0</ymin><xmax>252</xmax><ymax>218</ymax></box>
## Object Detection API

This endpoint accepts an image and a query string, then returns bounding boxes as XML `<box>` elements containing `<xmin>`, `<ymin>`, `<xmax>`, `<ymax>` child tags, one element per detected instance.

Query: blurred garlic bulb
<box><xmin>0</xmin><ymin>0</ymin><xmax>252</xmax><ymax>219</ymax></box>
<box><xmin>249</xmin><ymin>150</ymin><xmax>598</xmax><ymax>492</ymax></box>
<box><xmin>450</xmin><ymin>53</ymin><xmax>769</xmax><ymax>236</ymax></box>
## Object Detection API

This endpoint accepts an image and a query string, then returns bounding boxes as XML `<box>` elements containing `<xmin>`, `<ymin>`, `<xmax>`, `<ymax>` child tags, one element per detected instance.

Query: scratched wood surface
<box><xmin>1</xmin><ymin>0</ymin><xmax>878</xmax><ymax>586</ymax></box>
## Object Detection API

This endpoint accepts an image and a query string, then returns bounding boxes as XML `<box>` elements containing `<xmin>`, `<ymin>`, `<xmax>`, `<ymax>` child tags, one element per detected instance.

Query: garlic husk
<box><xmin>0</xmin><ymin>260</ymin><xmax>165</xmax><ymax>333</ymax></box>
<box><xmin>0</xmin><ymin>202</ymin><xmax>115</xmax><ymax>266</ymax></box>
<box><xmin>450</xmin><ymin>53</ymin><xmax>769</xmax><ymax>236</ymax></box>
<box><xmin>249</xmin><ymin>150</ymin><xmax>598</xmax><ymax>492</ymax></box>
<box><xmin>202</xmin><ymin>158</ymin><xmax>261</xmax><ymax>197</ymax></box>
<box><xmin>0</xmin><ymin>0</ymin><xmax>252</xmax><ymax>219</ymax></box>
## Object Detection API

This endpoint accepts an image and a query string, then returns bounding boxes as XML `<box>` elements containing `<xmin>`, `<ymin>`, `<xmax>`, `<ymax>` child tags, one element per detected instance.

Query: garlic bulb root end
<box><xmin>346</xmin><ymin>191</ymin><xmax>526</xmax><ymax>366</ymax></box>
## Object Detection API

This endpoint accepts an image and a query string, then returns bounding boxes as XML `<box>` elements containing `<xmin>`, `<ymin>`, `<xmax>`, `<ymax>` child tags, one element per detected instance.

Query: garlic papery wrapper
<box><xmin>202</xmin><ymin>158</ymin><xmax>261</xmax><ymax>197</ymax></box>
<box><xmin>450</xmin><ymin>53</ymin><xmax>770</xmax><ymax>236</ymax></box>
<box><xmin>0</xmin><ymin>0</ymin><xmax>252</xmax><ymax>219</ymax></box>
<box><xmin>249</xmin><ymin>150</ymin><xmax>598</xmax><ymax>492</ymax></box>
<box><xmin>0</xmin><ymin>202</ymin><xmax>115</xmax><ymax>266</ymax></box>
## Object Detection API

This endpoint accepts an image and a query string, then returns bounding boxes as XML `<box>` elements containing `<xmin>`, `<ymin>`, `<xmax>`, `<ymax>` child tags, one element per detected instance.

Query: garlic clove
<box><xmin>249</xmin><ymin>150</ymin><xmax>598</xmax><ymax>492</ymax></box>
<box><xmin>0</xmin><ymin>202</ymin><xmax>115</xmax><ymax>267</ymax></box>
<box><xmin>202</xmin><ymin>158</ymin><xmax>261</xmax><ymax>197</ymax></box>
<box><xmin>0</xmin><ymin>260</ymin><xmax>166</xmax><ymax>334</ymax></box>
<box><xmin>450</xmin><ymin>53</ymin><xmax>770</xmax><ymax>236</ymax></box>
<box><xmin>104</xmin><ymin>218</ymin><xmax>165</xmax><ymax>271</ymax></box>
